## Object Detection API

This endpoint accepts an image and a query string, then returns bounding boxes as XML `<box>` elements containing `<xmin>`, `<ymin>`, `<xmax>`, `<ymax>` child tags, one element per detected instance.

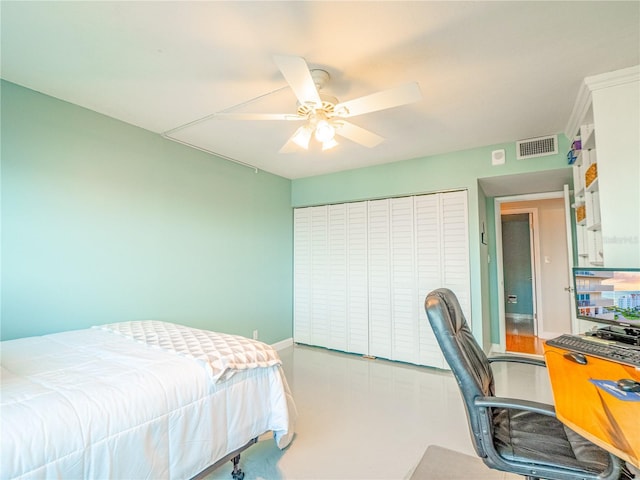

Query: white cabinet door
<box><xmin>390</xmin><ymin>196</ymin><xmax>418</xmax><ymax>364</ymax></box>
<box><xmin>328</xmin><ymin>204</ymin><xmax>348</xmax><ymax>351</ymax></box>
<box><xmin>310</xmin><ymin>206</ymin><xmax>329</xmax><ymax>347</ymax></box>
<box><xmin>415</xmin><ymin>194</ymin><xmax>446</xmax><ymax>368</ymax></box>
<box><xmin>368</xmin><ymin>199</ymin><xmax>392</xmax><ymax>359</ymax></box>
<box><xmin>293</xmin><ymin>208</ymin><xmax>312</xmax><ymax>344</ymax></box>
<box><xmin>346</xmin><ymin>202</ymin><xmax>369</xmax><ymax>355</ymax></box>
<box><xmin>441</xmin><ymin>191</ymin><xmax>471</xmax><ymax>321</ymax></box>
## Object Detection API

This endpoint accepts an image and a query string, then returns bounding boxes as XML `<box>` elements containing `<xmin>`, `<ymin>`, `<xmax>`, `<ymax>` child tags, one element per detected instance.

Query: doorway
<box><xmin>501</xmin><ymin>211</ymin><xmax>542</xmax><ymax>355</ymax></box>
<box><xmin>494</xmin><ymin>191</ymin><xmax>574</xmax><ymax>356</ymax></box>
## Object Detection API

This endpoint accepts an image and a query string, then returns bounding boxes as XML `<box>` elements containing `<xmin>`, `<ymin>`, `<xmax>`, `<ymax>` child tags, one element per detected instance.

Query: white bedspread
<box><xmin>0</xmin><ymin>324</ymin><xmax>296</xmax><ymax>479</ymax></box>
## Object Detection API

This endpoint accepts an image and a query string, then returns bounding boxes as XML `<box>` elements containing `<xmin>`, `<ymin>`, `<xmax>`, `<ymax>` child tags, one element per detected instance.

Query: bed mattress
<box><xmin>0</xmin><ymin>323</ymin><xmax>296</xmax><ymax>479</ymax></box>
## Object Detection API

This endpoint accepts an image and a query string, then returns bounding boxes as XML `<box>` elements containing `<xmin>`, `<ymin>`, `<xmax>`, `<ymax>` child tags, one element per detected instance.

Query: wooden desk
<box><xmin>544</xmin><ymin>343</ymin><xmax>640</xmax><ymax>468</ymax></box>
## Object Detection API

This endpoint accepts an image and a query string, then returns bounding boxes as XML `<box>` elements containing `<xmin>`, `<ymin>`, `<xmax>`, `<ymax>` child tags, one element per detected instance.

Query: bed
<box><xmin>0</xmin><ymin>320</ymin><xmax>297</xmax><ymax>479</ymax></box>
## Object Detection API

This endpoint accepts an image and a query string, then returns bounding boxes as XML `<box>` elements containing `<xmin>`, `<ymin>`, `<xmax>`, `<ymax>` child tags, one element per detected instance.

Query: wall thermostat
<box><xmin>491</xmin><ymin>149</ymin><xmax>506</xmax><ymax>165</ymax></box>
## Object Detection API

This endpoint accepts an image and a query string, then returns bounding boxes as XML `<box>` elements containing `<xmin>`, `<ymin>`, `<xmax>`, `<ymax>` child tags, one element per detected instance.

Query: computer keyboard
<box><xmin>546</xmin><ymin>334</ymin><xmax>640</xmax><ymax>368</ymax></box>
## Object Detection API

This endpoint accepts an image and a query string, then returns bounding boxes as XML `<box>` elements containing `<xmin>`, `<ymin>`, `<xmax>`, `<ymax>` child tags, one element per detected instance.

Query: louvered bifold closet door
<box><xmin>346</xmin><ymin>202</ymin><xmax>369</xmax><ymax>355</ymax></box>
<box><xmin>440</xmin><ymin>191</ymin><xmax>471</xmax><ymax>321</ymax></box>
<box><xmin>293</xmin><ymin>208</ymin><xmax>312</xmax><ymax>344</ymax></box>
<box><xmin>414</xmin><ymin>194</ymin><xmax>447</xmax><ymax>368</ymax></box>
<box><xmin>310</xmin><ymin>206</ymin><xmax>330</xmax><ymax>347</ymax></box>
<box><xmin>293</xmin><ymin>191</ymin><xmax>469</xmax><ymax>368</ymax></box>
<box><xmin>367</xmin><ymin>199</ymin><xmax>392</xmax><ymax>359</ymax></box>
<box><xmin>327</xmin><ymin>204</ymin><xmax>348</xmax><ymax>351</ymax></box>
<box><xmin>294</xmin><ymin>203</ymin><xmax>369</xmax><ymax>352</ymax></box>
<box><xmin>390</xmin><ymin>197</ymin><xmax>419</xmax><ymax>364</ymax></box>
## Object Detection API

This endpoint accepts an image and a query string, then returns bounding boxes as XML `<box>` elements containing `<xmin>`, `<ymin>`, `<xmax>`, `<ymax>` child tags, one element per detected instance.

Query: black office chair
<box><xmin>424</xmin><ymin>288</ymin><xmax>630</xmax><ymax>480</ymax></box>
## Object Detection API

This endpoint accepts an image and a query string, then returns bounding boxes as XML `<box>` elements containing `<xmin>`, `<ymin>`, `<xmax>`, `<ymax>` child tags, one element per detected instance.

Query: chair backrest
<box><xmin>424</xmin><ymin>288</ymin><xmax>494</xmax><ymax>458</ymax></box>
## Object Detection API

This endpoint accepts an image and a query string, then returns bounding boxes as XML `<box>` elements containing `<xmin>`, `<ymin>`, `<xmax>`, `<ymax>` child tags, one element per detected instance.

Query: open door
<box><xmin>564</xmin><ymin>184</ymin><xmax>579</xmax><ymax>334</ymax></box>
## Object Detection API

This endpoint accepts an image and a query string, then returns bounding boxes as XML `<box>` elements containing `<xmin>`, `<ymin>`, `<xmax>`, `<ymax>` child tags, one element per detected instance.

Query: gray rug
<box><xmin>205</xmin><ymin>440</ymin><xmax>520</xmax><ymax>480</ymax></box>
<box><xmin>408</xmin><ymin>445</ymin><xmax>520</xmax><ymax>480</ymax></box>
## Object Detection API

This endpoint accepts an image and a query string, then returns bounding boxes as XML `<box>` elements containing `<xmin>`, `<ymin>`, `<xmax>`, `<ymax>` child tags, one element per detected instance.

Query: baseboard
<box><xmin>271</xmin><ymin>337</ymin><xmax>293</xmax><ymax>351</ymax></box>
<box><xmin>505</xmin><ymin>313</ymin><xmax>534</xmax><ymax>321</ymax></box>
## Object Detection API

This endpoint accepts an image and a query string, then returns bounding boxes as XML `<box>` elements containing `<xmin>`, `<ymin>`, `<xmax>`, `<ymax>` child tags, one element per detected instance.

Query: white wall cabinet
<box><xmin>566</xmin><ymin>65</ymin><xmax>640</xmax><ymax>268</ymax></box>
<box><xmin>293</xmin><ymin>191</ymin><xmax>470</xmax><ymax>369</ymax></box>
<box><xmin>571</xmin><ymin>123</ymin><xmax>604</xmax><ymax>267</ymax></box>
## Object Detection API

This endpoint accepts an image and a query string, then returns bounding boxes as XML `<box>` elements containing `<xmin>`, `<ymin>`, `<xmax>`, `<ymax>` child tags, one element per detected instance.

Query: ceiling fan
<box><xmin>214</xmin><ymin>55</ymin><xmax>422</xmax><ymax>152</ymax></box>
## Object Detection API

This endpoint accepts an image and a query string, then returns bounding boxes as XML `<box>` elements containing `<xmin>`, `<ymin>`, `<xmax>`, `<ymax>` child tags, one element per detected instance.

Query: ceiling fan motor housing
<box><xmin>310</xmin><ymin>69</ymin><xmax>330</xmax><ymax>90</ymax></box>
<box><xmin>297</xmin><ymin>95</ymin><xmax>338</xmax><ymax>117</ymax></box>
<box><xmin>295</xmin><ymin>69</ymin><xmax>339</xmax><ymax>117</ymax></box>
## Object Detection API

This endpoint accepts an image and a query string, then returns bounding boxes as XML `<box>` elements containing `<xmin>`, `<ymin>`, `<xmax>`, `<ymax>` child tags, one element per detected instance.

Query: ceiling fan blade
<box><xmin>274</xmin><ymin>55</ymin><xmax>322</xmax><ymax>108</ymax></box>
<box><xmin>214</xmin><ymin>112</ymin><xmax>303</xmax><ymax>121</ymax></box>
<box><xmin>335</xmin><ymin>121</ymin><xmax>384</xmax><ymax>148</ymax></box>
<box><xmin>334</xmin><ymin>82</ymin><xmax>421</xmax><ymax>118</ymax></box>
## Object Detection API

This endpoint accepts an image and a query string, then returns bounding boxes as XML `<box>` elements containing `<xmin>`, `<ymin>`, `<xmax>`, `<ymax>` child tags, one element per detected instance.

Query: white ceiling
<box><xmin>2</xmin><ymin>1</ymin><xmax>639</xmax><ymax>179</ymax></box>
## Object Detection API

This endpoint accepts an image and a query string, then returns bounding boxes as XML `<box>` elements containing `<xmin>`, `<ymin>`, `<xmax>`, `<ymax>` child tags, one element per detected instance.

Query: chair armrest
<box><xmin>474</xmin><ymin>396</ymin><xmax>556</xmax><ymax>417</ymax></box>
<box><xmin>488</xmin><ymin>355</ymin><xmax>546</xmax><ymax>368</ymax></box>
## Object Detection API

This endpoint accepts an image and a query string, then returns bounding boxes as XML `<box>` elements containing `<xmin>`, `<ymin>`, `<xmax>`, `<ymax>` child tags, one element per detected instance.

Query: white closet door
<box><xmin>293</xmin><ymin>190</ymin><xmax>469</xmax><ymax>368</ymax></box>
<box><xmin>441</xmin><ymin>191</ymin><xmax>471</xmax><ymax>321</ymax></box>
<box><xmin>328</xmin><ymin>204</ymin><xmax>348</xmax><ymax>351</ymax></box>
<box><xmin>293</xmin><ymin>208</ymin><xmax>312</xmax><ymax>344</ymax></box>
<box><xmin>414</xmin><ymin>194</ymin><xmax>446</xmax><ymax>368</ymax></box>
<box><xmin>346</xmin><ymin>202</ymin><xmax>369</xmax><ymax>355</ymax></box>
<box><xmin>368</xmin><ymin>199</ymin><xmax>392</xmax><ymax>359</ymax></box>
<box><xmin>390</xmin><ymin>196</ymin><xmax>418</xmax><ymax>363</ymax></box>
<box><xmin>310</xmin><ymin>205</ymin><xmax>330</xmax><ymax>347</ymax></box>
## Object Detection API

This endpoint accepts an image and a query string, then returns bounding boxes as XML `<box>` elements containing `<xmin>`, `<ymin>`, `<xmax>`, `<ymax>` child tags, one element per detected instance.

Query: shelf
<box><xmin>590</xmin><ymin>261</ymin><xmax>604</xmax><ymax>266</ymax></box>
<box><xmin>573</xmin><ymin>150</ymin><xmax>583</xmax><ymax>167</ymax></box>
<box><xmin>573</xmin><ymin>120</ymin><xmax>604</xmax><ymax>267</ymax></box>
<box><xmin>582</xmin><ymin>125</ymin><xmax>596</xmax><ymax>150</ymax></box>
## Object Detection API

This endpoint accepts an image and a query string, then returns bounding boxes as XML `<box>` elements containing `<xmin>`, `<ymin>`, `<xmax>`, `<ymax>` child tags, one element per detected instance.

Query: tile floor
<box><xmin>210</xmin><ymin>343</ymin><xmax>553</xmax><ymax>480</ymax></box>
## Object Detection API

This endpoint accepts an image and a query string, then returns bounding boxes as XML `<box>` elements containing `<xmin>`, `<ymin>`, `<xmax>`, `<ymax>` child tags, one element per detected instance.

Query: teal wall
<box><xmin>291</xmin><ymin>138</ymin><xmax>570</xmax><ymax>347</ymax></box>
<box><xmin>2</xmin><ymin>79</ymin><xmax>573</xmax><ymax>349</ymax></box>
<box><xmin>485</xmin><ymin>199</ymin><xmax>500</xmax><ymax>344</ymax></box>
<box><xmin>1</xmin><ymin>81</ymin><xmax>293</xmax><ymax>343</ymax></box>
<box><xmin>477</xmin><ymin>186</ymin><xmax>491</xmax><ymax>350</ymax></box>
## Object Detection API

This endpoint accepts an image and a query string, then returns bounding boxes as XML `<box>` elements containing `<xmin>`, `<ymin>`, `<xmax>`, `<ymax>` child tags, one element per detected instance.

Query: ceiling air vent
<box><xmin>516</xmin><ymin>135</ymin><xmax>558</xmax><ymax>160</ymax></box>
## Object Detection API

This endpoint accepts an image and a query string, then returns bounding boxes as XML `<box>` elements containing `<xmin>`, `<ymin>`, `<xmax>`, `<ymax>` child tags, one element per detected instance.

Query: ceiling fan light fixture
<box><xmin>291</xmin><ymin>126</ymin><xmax>312</xmax><ymax>149</ymax></box>
<box><xmin>314</xmin><ymin>119</ymin><xmax>335</xmax><ymax>143</ymax></box>
<box><xmin>322</xmin><ymin>138</ymin><xmax>338</xmax><ymax>151</ymax></box>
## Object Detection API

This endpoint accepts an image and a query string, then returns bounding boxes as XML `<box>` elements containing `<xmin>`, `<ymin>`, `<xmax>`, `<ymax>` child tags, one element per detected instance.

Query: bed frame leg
<box><xmin>230</xmin><ymin>454</ymin><xmax>245</xmax><ymax>480</ymax></box>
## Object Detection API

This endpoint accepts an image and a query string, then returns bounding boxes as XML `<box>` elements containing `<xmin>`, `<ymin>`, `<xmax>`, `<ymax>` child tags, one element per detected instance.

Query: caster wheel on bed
<box><xmin>230</xmin><ymin>453</ymin><xmax>245</xmax><ymax>480</ymax></box>
<box><xmin>231</xmin><ymin>469</ymin><xmax>245</xmax><ymax>480</ymax></box>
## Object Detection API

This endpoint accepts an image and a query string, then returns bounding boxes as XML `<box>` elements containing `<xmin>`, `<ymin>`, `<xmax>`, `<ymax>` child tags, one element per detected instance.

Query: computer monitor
<box><xmin>573</xmin><ymin>267</ymin><xmax>640</xmax><ymax>328</ymax></box>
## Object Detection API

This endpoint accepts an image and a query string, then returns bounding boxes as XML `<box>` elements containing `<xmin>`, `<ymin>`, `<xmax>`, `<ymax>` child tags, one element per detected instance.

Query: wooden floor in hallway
<box><xmin>506</xmin><ymin>332</ymin><xmax>545</xmax><ymax>355</ymax></box>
